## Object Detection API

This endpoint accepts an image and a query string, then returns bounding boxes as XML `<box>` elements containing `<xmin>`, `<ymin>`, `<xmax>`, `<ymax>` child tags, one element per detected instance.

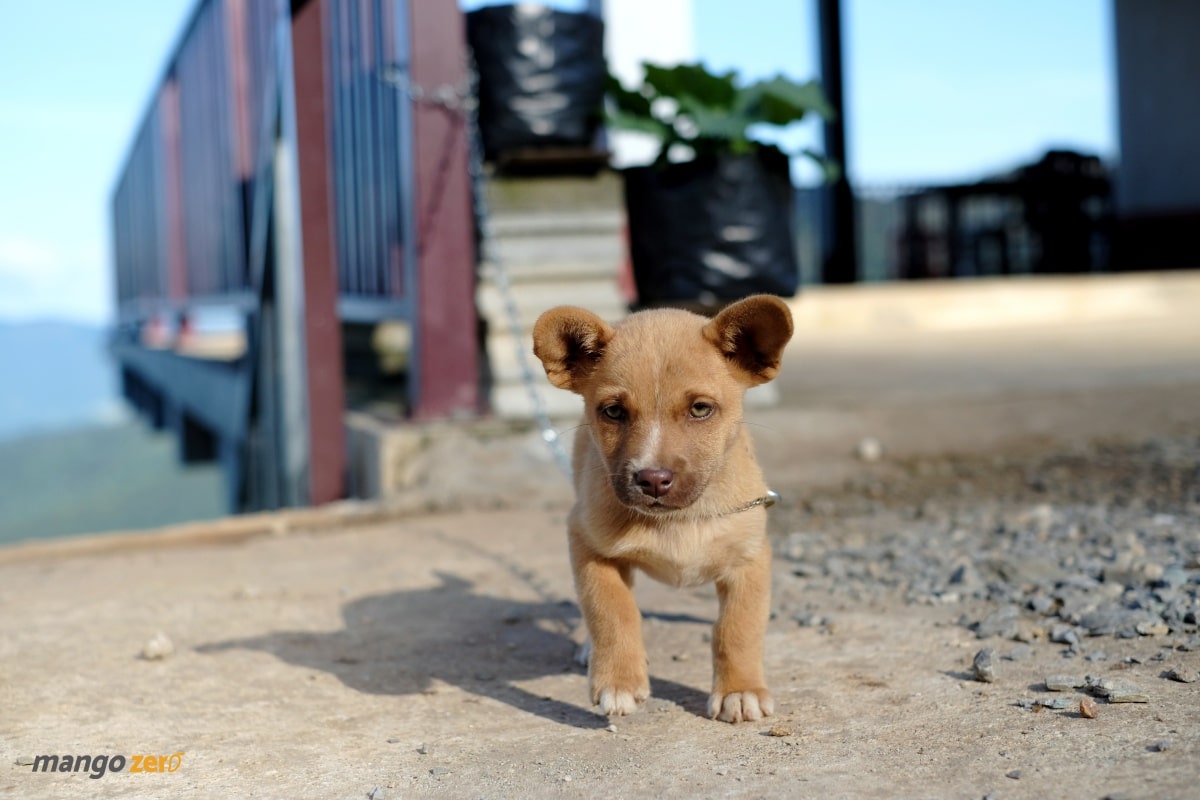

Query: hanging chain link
<box><xmin>381</xmin><ymin>63</ymin><xmax>573</xmax><ymax>479</ymax></box>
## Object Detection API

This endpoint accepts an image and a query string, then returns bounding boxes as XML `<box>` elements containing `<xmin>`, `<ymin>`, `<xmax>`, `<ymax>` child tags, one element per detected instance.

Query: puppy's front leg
<box><xmin>709</xmin><ymin>542</ymin><xmax>774</xmax><ymax>723</ymax></box>
<box><xmin>570</xmin><ymin>532</ymin><xmax>649</xmax><ymax>715</ymax></box>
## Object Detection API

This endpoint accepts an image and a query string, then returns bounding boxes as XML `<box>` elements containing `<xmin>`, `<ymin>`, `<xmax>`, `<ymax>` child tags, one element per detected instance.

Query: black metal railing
<box><xmin>327</xmin><ymin>0</ymin><xmax>414</xmax><ymax>320</ymax></box>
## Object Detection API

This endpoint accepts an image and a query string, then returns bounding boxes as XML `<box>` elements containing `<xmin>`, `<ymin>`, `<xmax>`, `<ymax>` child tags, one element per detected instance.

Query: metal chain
<box><xmin>382</xmin><ymin>61</ymin><xmax>573</xmax><ymax>479</ymax></box>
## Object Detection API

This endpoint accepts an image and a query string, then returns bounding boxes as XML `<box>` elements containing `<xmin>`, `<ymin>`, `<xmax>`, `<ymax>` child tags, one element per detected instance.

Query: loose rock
<box><xmin>1079</xmin><ymin>697</ymin><xmax>1098</xmax><ymax>719</ymax></box>
<box><xmin>972</xmin><ymin>648</ymin><xmax>999</xmax><ymax>683</ymax></box>
<box><xmin>141</xmin><ymin>631</ymin><xmax>175</xmax><ymax>661</ymax></box>
<box><xmin>1088</xmin><ymin>677</ymin><xmax>1149</xmax><ymax>703</ymax></box>
<box><xmin>1044</xmin><ymin>674</ymin><xmax>1084</xmax><ymax>692</ymax></box>
<box><xmin>1164</xmin><ymin>666</ymin><xmax>1198</xmax><ymax>683</ymax></box>
<box><xmin>974</xmin><ymin>606</ymin><xmax>1020</xmax><ymax>639</ymax></box>
<box><xmin>855</xmin><ymin>437</ymin><xmax>883</xmax><ymax>462</ymax></box>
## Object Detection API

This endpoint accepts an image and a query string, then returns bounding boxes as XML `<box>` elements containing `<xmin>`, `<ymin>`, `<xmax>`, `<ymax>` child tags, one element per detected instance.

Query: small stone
<box><xmin>1006</xmin><ymin>644</ymin><xmax>1032</xmax><ymax>661</ymax></box>
<box><xmin>1165</xmin><ymin>666</ymin><xmax>1199</xmax><ymax>683</ymax></box>
<box><xmin>1044</xmin><ymin>674</ymin><xmax>1084</xmax><ymax>692</ymax></box>
<box><xmin>605</xmin><ymin>724</ymin><xmax>617</xmax><ymax>733</ymax></box>
<box><xmin>715</xmin><ymin>766</ymin><xmax>730</xmax><ymax>776</ymax></box>
<box><xmin>141</xmin><ymin>631</ymin><xmax>175</xmax><ymax>661</ymax></box>
<box><xmin>416</xmin><ymin>743</ymin><xmax>431</xmax><ymax>755</ymax></box>
<box><xmin>1049</xmin><ymin>624</ymin><xmax>1080</xmax><ymax>646</ymax></box>
<box><xmin>1178</xmin><ymin>635</ymin><xmax>1200</xmax><ymax>652</ymax></box>
<box><xmin>1042</xmin><ymin>697</ymin><xmax>1071</xmax><ymax>710</ymax></box>
<box><xmin>671</xmin><ymin>652</ymin><xmax>690</xmax><ymax>661</ymax></box>
<box><xmin>386</xmin><ymin>738</ymin><xmax>401</xmax><ymax>744</ymax></box>
<box><xmin>1089</xmin><ymin>677</ymin><xmax>1149</xmax><ymax>703</ymax></box>
<box><xmin>1152</xmin><ymin>740</ymin><xmax>1172</xmax><ymax>752</ymax></box>
<box><xmin>1006</xmin><ymin>769</ymin><xmax>1022</xmax><ymax>779</ymax></box>
<box><xmin>855</xmin><ymin>437</ymin><xmax>883</xmax><ymax>462</ymax></box>
<box><xmin>1085</xmin><ymin>651</ymin><xmax>1108</xmax><ymax>662</ymax></box>
<box><xmin>429</xmin><ymin>767</ymin><xmax>451</xmax><ymax>777</ymax></box>
<box><xmin>767</xmin><ymin>725</ymin><xmax>793</xmax><ymax>737</ymax></box>
<box><xmin>562</xmin><ymin>775</ymin><xmax>572</xmax><ymax>783</ymax></box>
<box><xmin>972</xmin><ymin>648</ymin><xmax>999</xmax><ymax>683</ymax></box>
<box><xmin>1029</xmin><ymin>594</ymin><xmax>1056</xmax><ymax>615</ymax></box>
<box><xmin>1079</xmin><ymin>697</ymin><xmax>1098</xmax><ymax>719</ymax></box>
<box><xmin>14</xmin><ymin>756</ymin><xmax>34</xmax><ymax>766</ymax></box>
<box><xmin>367</xmin><ymin>787</ymin><xmax>384</xmax><ymax>800</ymax></box>
<box><xmin>975</xmin><ymin>606</ymin><xmax>1020</xmax><ymax>639</ymax></box>
<box><xmin>1136</xmin><ymin>621</ymin><xmax>1170</xmax><ymax>637</ymax></box>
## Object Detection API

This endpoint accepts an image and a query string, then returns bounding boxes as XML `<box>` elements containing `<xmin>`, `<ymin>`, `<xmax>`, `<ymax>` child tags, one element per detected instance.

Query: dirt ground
<box><xmin>3</xmin><ymin>310</ymin><xmax>1199</xmax><ymax>800</ymax></box>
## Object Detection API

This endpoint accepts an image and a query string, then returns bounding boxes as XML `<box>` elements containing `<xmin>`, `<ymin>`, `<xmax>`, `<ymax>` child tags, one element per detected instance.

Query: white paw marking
<box><xmin>597</xmin><ymin>687</ymin><xmax>642</xmax><ymax>716</ymax></box>
<box><xmin>708</xmin><ymin>691</ymin><xmax>774</xmax><ymax>723</ymax></box>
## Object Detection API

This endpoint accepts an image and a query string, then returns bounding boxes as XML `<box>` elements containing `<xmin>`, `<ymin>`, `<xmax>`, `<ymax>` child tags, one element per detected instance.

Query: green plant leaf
<box><xmin>606</xmin><ymin>108</ymin><xmax>674</xmax><ymax>140</ymax></box>
<box><xmin>748</xmin><ymin>76</ymin><xmax>835</xmax><ymax>126</ymax></box>
<box><xmin>605</xmin><ymin>72</ymin><xmax>653</xmax><ymax>118</ymax></box>
<box><xmin>602</xmin><ymin>60</ymin><xmax>833</xmax><ymax>163</ymax></box>
<box><xmin>682</xmin><ymin>104</ymin><xmax>749</xmax><ymax>146</ymax></box>
<box><xmin>642</xmin><ymin>62</ymin><xmax>738</xmax><ymax>110</ymax></box>
<box><xmin>798</xmin><ymin>147</ymin><xmax>842</xmax><ymax>182</ymax></box>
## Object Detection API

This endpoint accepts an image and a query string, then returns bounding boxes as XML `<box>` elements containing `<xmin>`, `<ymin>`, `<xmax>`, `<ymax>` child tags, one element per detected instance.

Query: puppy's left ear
<box><xmin>703</xmin><ymin>295</ymin><xmax>794</xmax><ymax>385</ymax></box>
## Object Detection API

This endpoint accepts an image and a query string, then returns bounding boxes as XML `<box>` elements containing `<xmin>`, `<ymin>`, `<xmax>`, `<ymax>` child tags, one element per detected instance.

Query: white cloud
<box><xmin>0</xmin><ymin>233</ymin><xmax>112</xmax><ymax>324</ymax></box>
<box><xmin>0</xmin><ymin>235</ymin><xmax>59</xmax><ymax>279</ymax></box>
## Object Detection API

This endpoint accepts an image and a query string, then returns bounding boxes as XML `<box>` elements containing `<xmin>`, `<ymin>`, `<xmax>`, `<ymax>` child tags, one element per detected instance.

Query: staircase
<box><xmin>478</xmin><ymin>172</ymin><xmax>629</xmax><ymax>420</ymax></box>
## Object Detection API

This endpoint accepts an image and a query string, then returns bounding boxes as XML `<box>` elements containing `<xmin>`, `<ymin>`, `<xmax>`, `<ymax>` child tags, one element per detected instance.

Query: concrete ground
<box><xmin>2</xmin><ymin>272</ymin><xmax>1199</xmax><ymax>799</ymax></box>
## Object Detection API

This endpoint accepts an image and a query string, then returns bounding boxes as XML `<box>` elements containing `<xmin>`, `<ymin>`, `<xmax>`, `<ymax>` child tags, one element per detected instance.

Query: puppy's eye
<box><xmin>689</xmin><ymin>401</ymin><xmax>714</xmax><ymax>419</ymax></box>
<box><xmin>601</xmin><ymin>404</ymin><xmax>627</xmax><ymax>421</ymax></box>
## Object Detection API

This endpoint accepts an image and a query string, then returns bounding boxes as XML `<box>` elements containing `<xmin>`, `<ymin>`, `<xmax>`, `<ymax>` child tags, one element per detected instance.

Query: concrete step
<box><xmin>490</xmin><ymin>381</ymin><xmax>584</xmax><ymax>421</ymax></box>
<box><xmin>488</xmin><ymin>209</ymin><xmax>624</xmax><ymax>237</ymax></box>
<box><xmin>481</xmin><ymin>222</ymin><xmax>626</xmax><ymax>283</ymax></box>
<box><xmin>477</xmin><ymin>279</ymin><xmax>627</xmax><ymax>333</ymax></box>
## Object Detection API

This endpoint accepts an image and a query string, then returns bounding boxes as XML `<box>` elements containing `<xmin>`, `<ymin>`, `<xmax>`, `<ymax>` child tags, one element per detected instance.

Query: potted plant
<box><xmin>606</xmin><ymin>62</ymin><xmax>835</xmax><ymax>309</ymax></box>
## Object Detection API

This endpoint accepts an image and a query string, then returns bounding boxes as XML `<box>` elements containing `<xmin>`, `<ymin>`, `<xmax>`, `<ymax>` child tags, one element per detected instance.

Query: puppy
<box><xmin>532</xmin><ymin>295</ymin><xmax>793</xmax><ymax>723</ymax></box>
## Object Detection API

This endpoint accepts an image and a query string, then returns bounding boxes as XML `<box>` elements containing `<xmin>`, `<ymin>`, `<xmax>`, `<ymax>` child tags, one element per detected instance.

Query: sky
<box><xmin>0</xmin><ymin>0</ymin><xmax>1112</xmax><ymax>326</ymax></box>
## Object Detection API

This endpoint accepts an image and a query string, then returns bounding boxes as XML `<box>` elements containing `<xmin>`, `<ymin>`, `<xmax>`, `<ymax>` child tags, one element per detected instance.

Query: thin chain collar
<box><xmin>721</xmin><ymin>489</ymin><xmax>780</xmax><ymax>516</ymax></box>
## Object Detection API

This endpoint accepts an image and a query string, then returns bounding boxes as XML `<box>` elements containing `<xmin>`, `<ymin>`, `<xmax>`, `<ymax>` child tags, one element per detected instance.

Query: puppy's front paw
<box><xmin>595</xmin><ymin>684</ymin><xmax>649</xmax><ymax>716</ymax></box>
<box><xmin>590</xmin><ymin>662</ymin><xmax>650</xmax><ymax>716</ymax></box>
<box><xmin>707</xmin><ymin>688</ymin><xmax>774</xmax><ymax>723</ymax></box>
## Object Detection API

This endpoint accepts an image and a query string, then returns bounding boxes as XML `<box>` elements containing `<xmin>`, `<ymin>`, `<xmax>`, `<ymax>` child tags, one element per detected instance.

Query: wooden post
<box><xmin>407</xmin><ymin>0</ymin><xmax>480</xmax><ymax>419</ymax></box>
<box><xmin>290</xmin><ymin>0</ymin><xmax>347</xmax><ymax>504</ymax></box>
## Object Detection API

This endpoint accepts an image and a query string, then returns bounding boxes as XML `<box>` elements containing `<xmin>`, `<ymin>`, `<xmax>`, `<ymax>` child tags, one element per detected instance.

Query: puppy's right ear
<box><xmin>532</xmin><ymin>307</ymin><xmax>615</xmax><ymax>393</ymax></box>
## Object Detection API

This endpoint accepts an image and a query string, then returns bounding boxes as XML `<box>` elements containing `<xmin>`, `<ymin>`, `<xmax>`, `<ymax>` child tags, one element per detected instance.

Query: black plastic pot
<box><xmin>466</xmin><ymin>4</ymin><xmax>606</xmax><ymax>160</ymax></box>
<box><xmin>622</xmin><ymin>147</ymin><xmax>800</xmax><ymax>308</ymax></box>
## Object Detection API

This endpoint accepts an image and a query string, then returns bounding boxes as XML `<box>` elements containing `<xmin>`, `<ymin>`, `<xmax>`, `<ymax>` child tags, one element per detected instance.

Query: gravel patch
<box><xmin>775</xmin><ymin>437</ymin><xmax>1200</xmax><ymax>651</ymax></box>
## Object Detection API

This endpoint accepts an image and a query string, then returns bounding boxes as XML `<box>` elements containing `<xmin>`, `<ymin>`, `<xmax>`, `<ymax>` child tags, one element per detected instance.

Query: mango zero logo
<box><xmin>29</xmin><ymin>752</ymin><xmax>184</xmax><ymax>779</ymax></box>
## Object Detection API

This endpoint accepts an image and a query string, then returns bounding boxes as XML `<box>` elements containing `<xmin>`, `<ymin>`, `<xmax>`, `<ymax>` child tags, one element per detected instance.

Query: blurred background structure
<box><xmin>1</xmin><ymin>0</ymin><xmax>1197</xmax><ymax>539</ymax></box>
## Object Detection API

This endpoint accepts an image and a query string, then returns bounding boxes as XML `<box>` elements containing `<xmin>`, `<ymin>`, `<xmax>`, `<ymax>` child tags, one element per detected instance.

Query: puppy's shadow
<box><xmin>197</xmin><ymin>571</ymin><xmax>710</xmax><ymax>728</ymax></box>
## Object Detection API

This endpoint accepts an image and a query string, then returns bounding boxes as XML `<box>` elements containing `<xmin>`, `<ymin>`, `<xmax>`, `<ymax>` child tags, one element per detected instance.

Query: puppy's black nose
<box><xmin>635</xmin><ymin>468</ymin><xmax>675</xmax><ymax>498</ymax></box>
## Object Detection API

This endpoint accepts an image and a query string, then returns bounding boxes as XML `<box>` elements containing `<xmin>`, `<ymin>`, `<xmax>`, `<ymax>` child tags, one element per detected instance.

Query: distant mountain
<box><xmin>0</xmin><ymin>320</ymin><xmax>125</xmax><ymax>442</ymax></box>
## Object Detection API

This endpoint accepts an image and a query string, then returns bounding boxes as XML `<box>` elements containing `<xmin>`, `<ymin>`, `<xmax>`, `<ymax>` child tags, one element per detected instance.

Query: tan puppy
<box><xmin>532</xmin><ymin>295</ymin><xmax>793</xmax><ymax>723</ymax></box>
